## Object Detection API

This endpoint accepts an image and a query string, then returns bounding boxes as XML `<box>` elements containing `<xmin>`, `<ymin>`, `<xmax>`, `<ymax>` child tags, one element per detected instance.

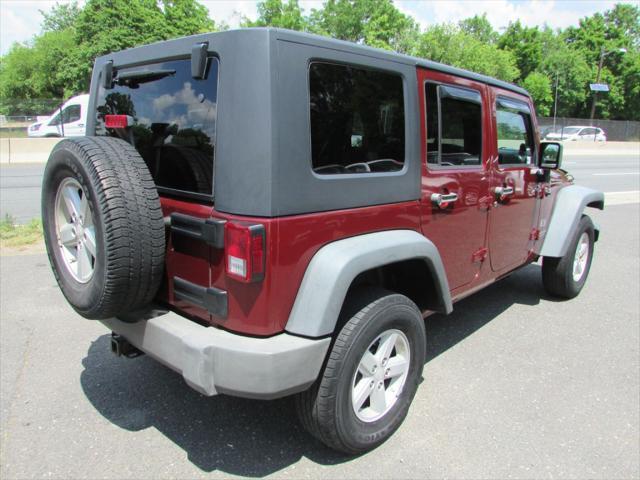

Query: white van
<box><xmin>27</xmin><ymin>94</ymin><xmax>89</xmax><ymax>138</ymax></box>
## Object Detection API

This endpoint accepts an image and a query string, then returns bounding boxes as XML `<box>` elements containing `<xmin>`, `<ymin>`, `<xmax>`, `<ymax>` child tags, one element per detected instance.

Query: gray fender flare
<box><xmin>537</xmin><ymin>185</ymin><xmax>604</xmax><ymax>258</ymax></box>
<box><xmin>285</xmin><ymin>230</ymin><xmax>452</xmax><ymax>338</ymax></box>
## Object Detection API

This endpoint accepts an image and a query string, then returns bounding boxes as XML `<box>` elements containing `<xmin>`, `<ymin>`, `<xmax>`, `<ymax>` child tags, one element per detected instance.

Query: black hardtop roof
<box><xmin>267</xmin><ymin>28</ymin><xmax>529</xmax><ymax>97</ymax></box>
<box><xmin>101</xmin><ymin>27</ymin><xmax>529</xmax><ymax>98</ymax></box>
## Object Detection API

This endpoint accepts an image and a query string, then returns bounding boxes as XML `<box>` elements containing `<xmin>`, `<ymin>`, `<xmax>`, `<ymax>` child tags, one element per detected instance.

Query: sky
<box><xmin>0</xmin><ymin>0</ymin><xmax>622</xmax><ymax>55</ymax></box>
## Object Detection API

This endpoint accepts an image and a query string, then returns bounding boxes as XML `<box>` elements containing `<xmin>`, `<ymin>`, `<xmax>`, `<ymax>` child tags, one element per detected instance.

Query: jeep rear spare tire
<box><xmin>42</xmin><ymin>137</ymin><xmax>165</xmax><ymax>320</ymax></box>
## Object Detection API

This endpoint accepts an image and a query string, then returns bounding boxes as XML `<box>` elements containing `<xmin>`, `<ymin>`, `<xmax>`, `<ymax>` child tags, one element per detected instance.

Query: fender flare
<box><xmin>285</xmin><ymin>230</ymin><xmax>452</xmax><ymax>338</ymax></box>
<box><xmin>537</xmin><ymin>185</ymin><xmax>604</xmax><ymax>258</ymax></box>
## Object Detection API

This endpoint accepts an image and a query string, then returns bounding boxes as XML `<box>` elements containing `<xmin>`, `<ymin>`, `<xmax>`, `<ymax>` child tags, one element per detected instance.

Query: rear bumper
<box><xmin>101</xmin><ymin>313</ymin><xmax>330</xmax><ymax>399</ymax></box>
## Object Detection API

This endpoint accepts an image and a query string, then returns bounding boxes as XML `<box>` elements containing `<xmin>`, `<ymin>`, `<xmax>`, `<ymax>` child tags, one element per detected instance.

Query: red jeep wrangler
<box><xmin>41</xmin><ymin>29</ymin><xmax>604</xmax><ymax>454</ymax></box>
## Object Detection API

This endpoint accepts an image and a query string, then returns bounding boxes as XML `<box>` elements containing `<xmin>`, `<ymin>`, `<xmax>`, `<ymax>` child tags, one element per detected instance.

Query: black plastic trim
<box><xmin>102</xmin><ymin>61</ymin><xmax>113</xmax><ymax>90</ymax></box>
<box><xmin>191</xmin><ymin>42</ymin><xmax>209</xmax><ymax>79</ymax></box>
<box><xmin>170</xmin><ymin>212</ymin><xmax>226</xmax><ymax>248</ymax></box>
<box><xmin>173</xmin><ymin>276</ymin><xmax>228</xmax><ymax>318</ymax></box>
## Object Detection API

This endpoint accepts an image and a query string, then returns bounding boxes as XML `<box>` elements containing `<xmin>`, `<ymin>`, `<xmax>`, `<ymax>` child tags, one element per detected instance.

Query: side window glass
<box><xmin>309</xmin><ymin>62</ymin><xmax>405</xmax><ymax>175</ymax></box>
<box><xmin>49</xmin><ymin>112</ymin><xmax>62</xmax><ymax>126</ymax></box>
<box><xmin>64</xmin><ymin>105</ymin><xmax>81</xmax><ymax>123</ymax></box>
<box><xmin>496</xmin><ymin>102</ymin><xmax>534</xmax><ymax>165</ymax></box>
<box><xmin>425</xmin><ymin>83</ymin><xmax>482</xmax><ymax>167</ymax></box>
<box><xmin>425</xmin><ymin>83</ymin><xmax>439</xmax><ymax>164</ymax></box>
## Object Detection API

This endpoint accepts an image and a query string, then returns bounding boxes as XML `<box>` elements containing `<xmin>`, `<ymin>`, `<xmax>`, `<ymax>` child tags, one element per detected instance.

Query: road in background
<box><xmin>1</xmin><ymin>202</ymin><xmax>638</xmax><ymax>479</ymax></box>
<box><xmin>1</xmin><ymin>153</ymin><xmax>639</xmax><ymax>223</ymax></box>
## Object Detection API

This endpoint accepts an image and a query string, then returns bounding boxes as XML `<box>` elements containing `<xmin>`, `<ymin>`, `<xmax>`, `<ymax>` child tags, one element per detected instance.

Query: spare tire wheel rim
<box><xmin>54</xmin><ymin>177</ymin><xmax>96</xmax><ymax>283</ymax></box>
<box><xmin>572</xmin><ymin>232</ymin><xmax>590</xmax><ymax>282</ymax></box>
<box><xmin>351</xmin><ymin>328</ymin><xmax>411</xmax><ymax>423</ymax></box>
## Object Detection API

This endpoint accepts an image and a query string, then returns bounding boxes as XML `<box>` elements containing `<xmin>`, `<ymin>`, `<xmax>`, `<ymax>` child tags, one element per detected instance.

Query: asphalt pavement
<box><xmin>0</xmin><ymin>151</ymin><xmax>639</xmax><ymax>479</ymax></box>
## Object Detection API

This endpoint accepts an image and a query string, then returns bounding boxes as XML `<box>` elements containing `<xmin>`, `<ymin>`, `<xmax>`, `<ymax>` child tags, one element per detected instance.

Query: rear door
<box><xmin>418</xmin><ymin>68</ymin><xmax>492</xmax><ymax>291</ymax></box>
<box><xmin>488</xmin><ymin>90</ymin><xmax>540</xmax><ymax>272</ymax></box>
<box><xmin>94</xmin><ymin>55</ymin><xmax>221</xmax><ymax>323</ymax></box>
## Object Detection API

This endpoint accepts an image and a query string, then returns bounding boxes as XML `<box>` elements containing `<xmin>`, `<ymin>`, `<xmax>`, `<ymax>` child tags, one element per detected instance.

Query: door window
<box><xmin>425</xmin><ymin>83</ymin><xmax>482</xmax><ymax>167</ymax></box>
<box><xmin>496</xmin><ymin>99</ymin><xmax>535</xmax><ymax>165</ymax></box>
<box><xmin>49</xmin><ymin>105</ymin><xmax>81</xmax><ymax>125</ymax></box>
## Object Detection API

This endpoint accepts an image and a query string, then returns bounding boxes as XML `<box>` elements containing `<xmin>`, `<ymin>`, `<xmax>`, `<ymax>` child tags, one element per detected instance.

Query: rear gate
<box><xmin>92</xmin><ymin>49</ymin><xmax>223</xmax><ymax>323</ymax></box>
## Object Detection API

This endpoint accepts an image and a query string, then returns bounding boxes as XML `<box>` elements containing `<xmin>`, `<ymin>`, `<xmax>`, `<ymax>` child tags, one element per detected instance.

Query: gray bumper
<box><xmin>101</xmin><ymin>313</ymin><xmax>330</xmax><ymax>399</ymax></box>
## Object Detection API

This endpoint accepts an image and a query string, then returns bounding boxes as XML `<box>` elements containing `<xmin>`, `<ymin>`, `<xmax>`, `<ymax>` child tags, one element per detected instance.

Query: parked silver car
<box><xmin>545</xmin><ymin>126</ymin><xmax>607</xmax><ymax>142</ymax></box>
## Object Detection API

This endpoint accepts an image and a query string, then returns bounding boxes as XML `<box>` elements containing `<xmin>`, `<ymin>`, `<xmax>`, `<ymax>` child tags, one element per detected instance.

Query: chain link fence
<box><xmin>538</xmin><ymin>117</ymin><xmax>640</xmax><ymax>142</ymax></box>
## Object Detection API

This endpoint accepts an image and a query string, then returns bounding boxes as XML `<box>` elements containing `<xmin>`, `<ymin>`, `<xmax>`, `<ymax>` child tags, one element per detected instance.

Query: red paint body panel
<box><xmin>161</xmin><ymin>197</ymin><xmax>421</xmax><ymax>336</ymax></box>
<box><xmin>157</xmin><ymin>67</ymin><xmax>565</xmax><ymax>338</ymax></box>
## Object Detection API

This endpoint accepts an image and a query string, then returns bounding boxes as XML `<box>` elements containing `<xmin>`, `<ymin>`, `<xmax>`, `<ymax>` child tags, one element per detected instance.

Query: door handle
<box><xmin>78</xmin><ymin>123</ymin><xmax>85</xmax><ymax>127</ymax></box>
<box><xmin>494</xmin><ymin>186</ymin><xmax>514</xmax><ymax>204</ymax></box>
<box><xmin>431</xmin><ymin>192</ymin><xmax>458</xmax><ymax>208</ymax></box>
<box><xmin>494</xmin><ymin>186</ymin><xmax>514</xmax><ymax>201</ymax></box>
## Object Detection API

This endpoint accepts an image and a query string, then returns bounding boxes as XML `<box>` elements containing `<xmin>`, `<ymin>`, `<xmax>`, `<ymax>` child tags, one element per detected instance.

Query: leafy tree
<box><xmin>242</xmin><ymin>0</ymin><xmax>309</xmax><ymax>31</ymax></box>
<box><xmin>538</xmin><ymin>43</ymin><xmax>591</xmax><ymax>118</ymax></box>
<box><xmin>40</xmin><ymin>1</ymin><xmax>81</xmax><ymax>32</ymax></box>
<box><xmin>0</xmin><ymin>29</ymin><xmax>76</xmax><ymax>114</ymax></box>
<box><xmin>163</xmin><ymin>0</ymin><xmax>218</xmax><ymax>37</ymax></box>
<box><xmin>498</xmin><ymin>22</ymin><xmax>557</xmax><ymax>81</ymax></box>
<box><xmin>459</xmin><ymin>14</ymin><xmax>498</xmax><ymax>44</ymax></box>
<box><xmin>522</xmin><ymin>72</ymin><xmax>552</xmax><ymax>116</ymax></box>
<box><xmin>415</xmin><ymin>24</ymin><xmax>519</xmax><ymax>82</ymax></box>
<box><xmin>63</xmin><ymin>0</ymin><xmax>222</xmax><ymax>93</ymax></box>
<box><xmin>309</xmin><ymin>0</ymin><xmax>418</xmax><ymax>53</ymax></box>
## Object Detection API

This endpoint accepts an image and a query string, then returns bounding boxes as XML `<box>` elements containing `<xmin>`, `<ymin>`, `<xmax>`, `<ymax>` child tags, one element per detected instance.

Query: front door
<box><xmin>51</xmin><ymin>104</ymin><xmax>84</xmax><ymax>137</ymax></box>
<box><xmin>488</xmin><ymin>91</ymin><xmax>540</xmax><ymax>272</ymax></box>
<box><xmin>418</xmin><ymin>69</ymin><xmax>492</xmax><ymax>291</ymax></box>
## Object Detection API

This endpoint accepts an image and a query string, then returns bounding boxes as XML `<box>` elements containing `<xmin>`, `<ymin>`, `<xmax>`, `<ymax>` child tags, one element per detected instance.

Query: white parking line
<box><xmin>593</xmin><ymin>172</ymin><xmax>640</xmax><ymax>176</ymax></box>
<box><xmin>605</xmin><ymin>190</ymin><xmax>640</xmax><ymax>206</ymax></box>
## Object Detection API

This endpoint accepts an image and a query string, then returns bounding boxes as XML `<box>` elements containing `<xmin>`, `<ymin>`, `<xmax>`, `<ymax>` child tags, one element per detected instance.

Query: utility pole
<box><xmin>589</xmin><ymin>46</ymin><xmax>627</xmax><ymax>122</ymax></box>
<box><xmin>589</xmin><ymin>46</ymin><xmax>605</xmax><ymax>122</ymax></box>
<box><xmin>553</xmin><ymin>71</ymin><xmax>559</xmax><ymax>131</ymax></box>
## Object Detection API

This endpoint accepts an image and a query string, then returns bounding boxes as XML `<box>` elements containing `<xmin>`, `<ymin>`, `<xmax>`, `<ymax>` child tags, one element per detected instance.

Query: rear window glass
<box><xmin>95</xmin><ymin>57</ymin><xmax>218</xmax><ymax>197</ymax></box>
<box><xmin>309</xmin><ymin>62</ymin><xmax>405</xmax><ymax>175</ymax></box>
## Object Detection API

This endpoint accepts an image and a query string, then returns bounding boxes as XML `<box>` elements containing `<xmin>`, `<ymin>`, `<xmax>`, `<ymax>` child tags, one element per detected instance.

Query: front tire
<box><xmin>542</xmin><ymin>215</ymin><xmax>595</xmax><ymax>299</ymax></box>
<box><xmin>295</xmin><ymin>289</ymin><xmax>426</xmax><ymax>454</ymax></box>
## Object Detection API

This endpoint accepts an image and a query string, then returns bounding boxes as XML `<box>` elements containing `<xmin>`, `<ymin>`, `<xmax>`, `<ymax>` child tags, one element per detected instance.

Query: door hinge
<box><xmin>472</xmin><ymin>247</ymin><xmax>488</xmax><ymax>263</ymax></box>
<box><xmin>170</xmin><ymin>212</ymin><xmax>226</xmax><ymax>249</ymax></box>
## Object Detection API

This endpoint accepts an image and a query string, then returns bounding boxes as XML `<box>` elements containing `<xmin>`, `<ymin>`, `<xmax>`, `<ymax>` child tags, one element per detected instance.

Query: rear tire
<box><xmin>42</xmin><ymin>137</ymin><xmax>165</xmax><ymax>320</ymax></box>
<box><xmin>295</xmin><ymin>289</ymin><xmax>426</xmax><ymax>454</ymax></box>
<box><xmin>542</xmin><ymin>215</ymin><xmax>595</xmax><ymax>299</ymax></box>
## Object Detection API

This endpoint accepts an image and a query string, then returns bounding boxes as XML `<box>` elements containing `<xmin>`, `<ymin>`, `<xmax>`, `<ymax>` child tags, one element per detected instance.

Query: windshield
<box><xmin>95</xmin><ymin>57</ymin><xmax>218</xmax><ymax>199</ymax></box>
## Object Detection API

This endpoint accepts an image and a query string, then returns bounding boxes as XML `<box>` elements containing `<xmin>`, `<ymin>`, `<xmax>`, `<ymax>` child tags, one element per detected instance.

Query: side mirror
<box><xmin>539</xmin><ymin>141</ymin><xmax>562</xmax><ymax>169</ymax></box>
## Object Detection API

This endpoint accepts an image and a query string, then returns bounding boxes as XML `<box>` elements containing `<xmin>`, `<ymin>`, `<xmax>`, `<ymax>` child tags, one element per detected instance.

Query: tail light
<box><xmin>225</xmin><ymin>222</ymin><xmax>265</xmax><ymax>283</ymax></box>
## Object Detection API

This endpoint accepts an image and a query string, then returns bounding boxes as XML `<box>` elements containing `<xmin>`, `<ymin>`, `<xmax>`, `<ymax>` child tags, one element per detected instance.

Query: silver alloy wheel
<box><xmin>572</xmin><ymin>232</ymin><xmax>590</xmax><ymax>282</ymax></box>
<box><xmin>54</xmin><ymin>177</ymin><xmax>96</xmax><ymax>283</ymax></box>
<box><xmin>351</xmin><ymin>328</ymin><xmax>411</xmax><ymax>423</ymax></box>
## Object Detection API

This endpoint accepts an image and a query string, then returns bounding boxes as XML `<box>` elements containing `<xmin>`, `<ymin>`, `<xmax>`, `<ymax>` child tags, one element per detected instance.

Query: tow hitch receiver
<box><xmin>110</xmin><ymin>333</ymin><xmax>144</xmax><ymax>358</ymax></box>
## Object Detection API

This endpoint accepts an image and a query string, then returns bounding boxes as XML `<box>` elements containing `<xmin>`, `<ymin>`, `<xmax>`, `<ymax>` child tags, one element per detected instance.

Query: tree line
<box><xmin>0</xmin><ymin>0</ymin><xmax>638</xmax><ymax>120</ymax></box>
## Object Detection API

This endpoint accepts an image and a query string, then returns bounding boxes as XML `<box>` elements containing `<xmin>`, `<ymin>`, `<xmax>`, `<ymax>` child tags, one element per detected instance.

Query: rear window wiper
<box><xmin>115</xmin><ymin>69</ymin><xmax>176</xmax><ymax>87</ymax></box>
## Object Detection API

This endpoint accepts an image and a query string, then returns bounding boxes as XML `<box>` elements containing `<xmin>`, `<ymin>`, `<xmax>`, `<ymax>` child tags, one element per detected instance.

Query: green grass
<box><xmin>0</xmin><ymin>215</ymin><xmax>43</xmax><ymax>248</ymax></box>
<box><xmin>0</xmin><ymin>128</ymin><xmax>28</xmax><ymax>138</ymax></box>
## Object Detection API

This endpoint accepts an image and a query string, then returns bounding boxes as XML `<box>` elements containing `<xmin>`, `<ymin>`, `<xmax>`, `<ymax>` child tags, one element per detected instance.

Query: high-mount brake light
<box><xmin>104</xmin><ymin>114</ymin><xmax>134</xmax><ymax>129</ymax></box>
<box><xmin>225</xmin><ymin>222</ymin><xmax>266</xmax><ymax>283</ymax></box>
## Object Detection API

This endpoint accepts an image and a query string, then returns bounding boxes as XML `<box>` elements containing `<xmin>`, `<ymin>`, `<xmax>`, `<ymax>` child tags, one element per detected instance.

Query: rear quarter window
<box><xmin>309</xmin><ymin>62</ymin><xmax>405</xmax><ymax>175</ymax></box>
<box><xmin>95</xmin><ymin>57</ymin><xmax>218</xmax><ymax>198</ymax></box>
